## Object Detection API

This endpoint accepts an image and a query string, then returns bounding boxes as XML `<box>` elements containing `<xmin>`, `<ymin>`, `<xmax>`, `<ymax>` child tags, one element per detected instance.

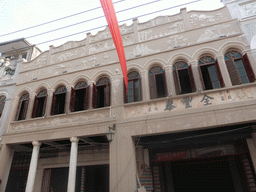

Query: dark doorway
<box><xmin>97</xmin><ymin>85</ymin><xmax>106</xmax><ymax>108</ymax></box>
<box><xmin>43</xmin><ymin>165</ymin><xmax>109</xmax><ymax>192</ymax></box>
<box><xmin>54</xmin><ymin>93</ymin><xmax>66</xmax><ymax>115</ymax></box>
<box><xmin>171</xmin><ymin>160</ymin><xmax>235</xmax><ymax>192</ymax></box>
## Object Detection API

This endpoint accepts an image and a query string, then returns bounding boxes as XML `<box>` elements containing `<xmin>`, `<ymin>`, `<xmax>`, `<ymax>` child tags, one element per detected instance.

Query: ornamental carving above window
<box><xmin>199</xmin><ymin>56</ymin><xmax>215</xmax><ymax>65</ymax></box>
<box><xmin>128</xmin><ymin>71</ymin><xmax>139</xmax><ymax>80</ymax></box>
<box><xmin>37</xmin><ymin>89</ymin><xmax>47</xmax><ymax>97</ymax></box>
<box><xmin>55</xmin><ymin>86</ymin><xmax>67</xmax><ymax>94</ymax></box>
<box><xmin>75</xmin><ymin>81</ymin><xmax>87</xmax><ymax>89</ymax></box>
<box><xmin>149</xmin><ymin>66</ymin><xmax>163</xmax><ymax>75</ymax></box>
<box><xmin>173</xmin><ymin>61</ymin><xmax>188</xmax><ymax>70</ymax></box>
<box><xmin>96</xmin><ymin>77</ymin><xmax>110</xmax><ymax>85</ymax></box>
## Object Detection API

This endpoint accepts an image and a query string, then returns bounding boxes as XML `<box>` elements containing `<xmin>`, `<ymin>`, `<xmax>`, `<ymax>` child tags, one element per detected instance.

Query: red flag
<box><xmin>100</xmin><ymin>0</ymin><xmax>128</xmax><ymax>92</ymax></box>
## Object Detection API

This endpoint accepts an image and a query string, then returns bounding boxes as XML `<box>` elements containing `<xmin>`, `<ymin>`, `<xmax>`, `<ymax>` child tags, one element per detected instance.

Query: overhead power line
<box><xmin>26</xmin><ymin>0</ymin><xmax>163</xmax><ymax>39</ymax></box>
<box><xmin>0</xmin><ymin>0</ymin><xmax>126</xmax><ymax>37</ymax></box>
<box><xmin>1</xmin><ymin>0</ymin><xmax>202</xmax><ymax>54</ymax></box>
<box><xmin>37</xmin><ymin>0</ymin><xmax>202</xmax><ymax>46</ymax></box>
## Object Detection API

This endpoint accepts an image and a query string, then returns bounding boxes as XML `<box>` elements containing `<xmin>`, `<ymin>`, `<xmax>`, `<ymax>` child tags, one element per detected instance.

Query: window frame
<box><xmin>173</xmin><ymin>61</ymin><xmax>196</xmax><ymax>95</ymax></box>
<box><xmin>0</xmin><ymin>95</ymin><xmax>6</xmax><ymax>118</ymax></box>
<box><xmin>148</xmin><ymin>66</ymin><xmax>167</xmax><ymax>99</ymax></box>
<box><xmin>225</xmin><ymin>51</ymin><xmax>255</xmax><ymax>85</ymax></box>
<box><xmin>32</xmin><ymin>89</ymin><xmax>48</xmax><ymax>118</ymax></box>
<box><xmin>51</xmin><ymin>86</ymin><xmax>67</xmax><ymax>115</ymax></box>
<box><xmin>198</xmin><ymin>56</ymin><xmax>224</xmax><ymax>90</ymax></box>
<box><xmin>92</xmin><ymin>77</ymin><xmax>111</xmax><ymax>108</ymax></box>
<box><xmin>124</xmin><ymin>71</ymin><xmax>142</xmax><ymax>103</ymax></box>
<box><xmin>16</xmin><ymin>93</ymin><xmax>30</xmax><ymax>121</ymax></box>
<box><xmin>70</xmin><ymin>81</ymin><xmax>90</xmax><ymax>112</ymax></box>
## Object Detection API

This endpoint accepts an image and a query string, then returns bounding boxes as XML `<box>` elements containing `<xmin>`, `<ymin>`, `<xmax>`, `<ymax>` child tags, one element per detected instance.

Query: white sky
<box><xmin>0</xmin><ymin>0</ymin><xmax>224</xmax><ymax>52</ymax></box>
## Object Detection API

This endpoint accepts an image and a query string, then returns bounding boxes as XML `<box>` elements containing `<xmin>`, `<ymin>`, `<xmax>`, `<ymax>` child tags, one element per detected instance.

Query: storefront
<box><xmin>139</xmin><ymin>124</ymin><xmax>256</xmax><ymax>192</ymax></box>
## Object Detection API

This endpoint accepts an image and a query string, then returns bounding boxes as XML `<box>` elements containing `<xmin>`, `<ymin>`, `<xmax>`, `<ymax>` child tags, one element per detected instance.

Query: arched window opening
<box><xmin>148</xmin><ymin>66</ymin><xmax>167</xmax><ymax>99</ymax></box>
<box><xmin>92</xmin><ymin>77</ymin><xmax>111</xmax><ymax>108</ymax></box>
<box><xmin>0</xmin><ymin>95</ymin><xmax>6</xmax><ymax>118</ymax></box>
<box><xmin>51</xmin><ymin>86</ymin><xmax>66</xmax><ymax>115</ymax></box>
<box><xmin>124</xmin><ymin>71</ymin><xmax>142</xmax><ymax>103</ymax></box>
<box><xmin>70</xmin><ymin>81</ymin><xmax>90</xmax><ymax>112</ymax></box>
<box><xmin>32</xmin><ymin>89</ymin><xmax>47</xmax><ymax>118</ymax></box>
<box><xmin>225</xmin><ymin>51</ymin><xmax>255</xmax><ymax>85</ymax></box>
<box><xmin>198</xmin><ymin>56</ymin><xmax>224</xmax><ymax>90</ymax></box>
<box><xmin>16</xmin><ymin>93</ymin><xmax>29</xmax><ymax>121</ymax></box>
<box><xmin>173</xmin><ymin>61</ymin><xmax>196</xmax><ymax>95</ymax></box>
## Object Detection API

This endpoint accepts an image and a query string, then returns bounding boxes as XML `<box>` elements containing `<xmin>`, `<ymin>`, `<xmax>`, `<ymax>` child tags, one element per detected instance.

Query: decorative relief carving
<box><xmin>23</xmin><ymin>52</ymin><xmax>48</xmax><ymax>71</ymax></box>
<box><xmin>189</xmin><ymin>13</ymin><xmax>224</xmax><ymax>27</ymax></box>
<box><xmin>0</xmin><ymin>58</ymin><xmax>16</xmax><ymax>80</ymax></box>
<box><xmin>125</xmin><ymin>44</ymin><xmax>160</xmax><ymax>59</ymax></box>
<box><xmin>125</xmin><ymin>86</ymin><xmax>256</xmax><ymax>118</ymax></box>
<box><xmin>10</xmin><ymin>112</ymin><xmax>108</xmax><ymax>132</ymax></box>
<box><xmin>120</xmin><ymin>24</ymin><xmax>133</xmax><ymax>34</ymax></box>
<box><xmin>138</xmin><ymin>15</ymin><xmax>182</xmax><ymax>30</ymax></box>
<box><xmin>51</xmin><ymin>47</ymin><xmax>86</xmax><ymax>64</ymax></box>
<box><xmin>91</xmin><ymin>30</ymin><xmax>112</xmax><ymax>42</ymax></box>
<box><xmin>122</xmin><ymin>34</ymin><xmax>134</xmax><ymax>45</ymax></box>
<box><xmin>58</xmin><ymin>51</ymin><xmax>78</xmax><ymax>61</ymax></box>
<box><xmin>139</xmin><ymin>21</ymin><xmax>184</xmax><ymax>42</ymax></box>
<box><xmin>240</xmin><ymin>2</ymin><xmax>256</xmax><ymax>17</ymax></box>
<box><xmin>89</xmin><ymin>41</ymin><xmax>115</xmax><ymax>54</ymax></box>
<box><xmin>197</xmin><ymin>24</ymin><xmax>235</xmax><ymax>42</ymax></box>
<box><xmin>166</xmin><ymin>35</ymin><xmax>188</xmax><ymax>49</ymax></box>
<box><xmin>52</xmin><ymin>40</ymin><xmax>86</xmax><ymax>53</ymax></box>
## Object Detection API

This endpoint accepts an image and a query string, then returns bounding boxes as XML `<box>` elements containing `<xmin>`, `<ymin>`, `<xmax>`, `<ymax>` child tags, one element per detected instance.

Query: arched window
<box><xmin>173</xmin><ymin>61</ymin><xmax>196</xmax><ymax>94</ymax></box>
<box><xmin>51</xmin><ymin>86</ymin><xmax>66</xmax><ymax>115</ymax></box>
<box><xmin>225</xmin><ymin>51</ymin><xmax>255</xmax><ymax>85</ymax></box>
<box><xmin>0</xmin><ymin>95</ymin><xmax>6</xmax><ymax>118</ymax></box>
<box><xmin>70</xmin><ymin>81</ymin><xmax>90</xmax><ymax>112</ymax></box>
<box><xmin>124</xmin><ymin>71</ymin><xmax>142</xmax><ymax>103</ymax></box>
<box><xmin>148</xmin><ymin>66</ymin><xmax>167</xmax><ymax>99</ymax></box>
<box><xmin>16</xmin><ymin>93</ymin><xmax>29</xmax><ymax>121</ymax></box>
<box><xmin>198</xmin><ymin>56</ymin><xmax>224</xmax><ymax>90</ymax></box>
<box><xmin>92</xmin><ymin>77</ymin><xmax>111</xmax><ymax>108</ymax></box>
<box><xmin>32</xmin><ymin>89</ymin><xmax>47</xmax><ymax>118</ymax></box>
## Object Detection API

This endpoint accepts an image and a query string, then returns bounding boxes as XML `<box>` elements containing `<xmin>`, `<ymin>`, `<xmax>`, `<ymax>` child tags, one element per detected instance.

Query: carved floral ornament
<box><xmin>198</xmin><ymin>56</ymin><xmax>215</xmax><ymax>65</ymax></box>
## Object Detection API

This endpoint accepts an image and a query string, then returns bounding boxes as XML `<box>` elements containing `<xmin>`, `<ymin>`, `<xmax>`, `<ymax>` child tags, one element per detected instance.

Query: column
<box><xmin>247</xmin><ymin>138</ymin><xmax>256</xmax><ymax>172</ymax></box>
<box><xmin>26</xmin><ymin>93</ymin><xmax>36</xmax><ymax>120</ymax></box>
<box><xmin>67</xmin><ymin>137</ymin><xmax>79</xmax><ymax>192</ymax></box>
<box><xmin>66</xmin><ymin>86</ymin><xmax>72</xmax><ymax>114</ymax></box>
<box><xmin>88</xmin><ymin>81</ymin><xmax>94</xmax><ymax>109</ymax></box>
<box><xmin>188</xmin><ymin>60</ymin><xmax>203</xmax><ymax>91</ymax></box>
<box><xmin>164</xmin><ymin>66</ymin><xmax>176</xmax><ymax>96</ymax></box>
<box><xmin>46</xmin><ymin>89</ymin><xmax>54</xmax><ymax>116</ymax></box>
<box><xmin>110</xmin><ymin>128</ymin><xmax>137</xmax><ymax>192</ymax></box>
<box><xmin>140</xmin><ymin>70</ymin><xmax>150</xmax><ymax>101</ymax></box>
<box><xmin>0</xmin><ymin>144</ymin><xmax>14</xmax><ymax>192</ymax></box>
<box><xmin>216</xmin><ymin>55</ymin><xmax>232</xmax><ymax>87</ymax></box>
<box><xmin>25</xmin><ymin>141</ymin><xmax>41</xmax><ymax>192</ymax></box>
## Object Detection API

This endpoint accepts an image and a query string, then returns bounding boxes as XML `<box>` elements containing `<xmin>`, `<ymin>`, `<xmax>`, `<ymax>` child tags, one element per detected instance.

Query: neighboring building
<box><xmin>1</xmin><ymin>6</ymin><xmax>256</xmax><ymax>192</ymax></box>
<box><xmin>222</xmin><ymin>0</ymin><xmax>256</xmax><ymax>60</ymax></box>
<box><xmin>0</xmin><ymin>38</ymin><xmax>41</xmax><ymax>137</ymax></box>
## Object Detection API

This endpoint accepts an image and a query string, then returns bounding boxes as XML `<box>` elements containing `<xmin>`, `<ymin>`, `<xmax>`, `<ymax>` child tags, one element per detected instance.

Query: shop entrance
<box><xmin>42</xmin><ymin>164</ymin><xmax>109</xmax><ymax>192</ymax></box>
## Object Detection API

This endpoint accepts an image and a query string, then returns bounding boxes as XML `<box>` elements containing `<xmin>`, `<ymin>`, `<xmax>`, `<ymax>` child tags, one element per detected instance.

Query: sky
<box><xmin>0</xmin><ymin>0</ymin><xmax>224</xmax><ymax>52</ymax></box>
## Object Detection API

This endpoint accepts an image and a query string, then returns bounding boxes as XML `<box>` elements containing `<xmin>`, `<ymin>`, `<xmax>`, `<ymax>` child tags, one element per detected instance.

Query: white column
<box><xmin>66</xmin><ymin>86</ymin><xmax>72</xmax><ymax>114</ymax></box>
<box><xmin>164</xmin><ymin>66</ymin><xmax>176</xmax><ymax>96</ymax></box>
<box><xmin>67</xmin><ymin>137</ymin><xmax>79</xmax><ymax>192</ymax></box>
<box><xmin>216</xmin><ymin>55</ymin><xmax>232</xmax><ymax>87</ymax></box>
<box><xmin>140</xmin><ymin>70</ymin><xmax>150</xmax><ymax>101</ymax></box>
<box><xmin>26</xmin><ymin>93</ymin><xmax>36</xmax><ymax>120</ymax></box>
<box><xmin>46</xmin><ymin>89</ymin><xmax>54</xmax><ymax>116</ymax></box>
<box><xmin>188</xmin><ymin>60</ymin><xmax>203</xmax><ymax>91</ymax></box>
<box><xmin>0</xmin><ymin>144</ymin><xmax>14</xmax><ymax>192</ymax></box>
<box><xmin>25</xmin><ymin>141</ymin><xmax>41</xmax><ymax>192</ymax></box>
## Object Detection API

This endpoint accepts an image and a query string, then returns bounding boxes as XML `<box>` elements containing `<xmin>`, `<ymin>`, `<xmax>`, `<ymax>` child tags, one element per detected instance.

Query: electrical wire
<box><xmin>0</xmin><ymin>0</ymin><xmax>126</xmax><ymax>37</ymax></box>
<box><xmin>1</xmin><ymin>0</ymin><xmax>202</xmax><ymax>54</ymax></box>
<box><xmin>26</xmin><ymin>0</ymin><xmax>163</xmax><ymax>39</ymax></box>
<box><xmin>36</xmin><ymin>0</ymin><xmax>202</xmax><ymax>46</ymax></box>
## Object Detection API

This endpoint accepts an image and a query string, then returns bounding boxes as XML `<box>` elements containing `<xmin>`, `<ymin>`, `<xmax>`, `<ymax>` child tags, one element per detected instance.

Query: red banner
<box><xmin>100</xmin><ymin>0</ymin><xmax>128</xmax><ymax>92</ymax></box>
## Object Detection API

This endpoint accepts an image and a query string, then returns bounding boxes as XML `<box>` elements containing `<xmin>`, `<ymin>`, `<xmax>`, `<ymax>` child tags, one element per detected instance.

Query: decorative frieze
<box><xmin>125</xmin><ymin>86</ymin><xmax>256</xmax><ymax>118</ymax></box>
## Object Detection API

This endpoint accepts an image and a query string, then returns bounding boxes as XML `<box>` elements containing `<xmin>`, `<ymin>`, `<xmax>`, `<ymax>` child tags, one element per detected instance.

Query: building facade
<box><xmin>1</xmin><ymin>6</ymin><xmax>256</xmax><ymax>192</ymax></box>
<box><xmin>0</xmin><ymin>38</ymin><xmax>41</xmax><ymax>138</ymax></box>
<box><xmin>222</xmin><ymin>0</ymin><xmax>256</xmax><ymax>60</ymax></box>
